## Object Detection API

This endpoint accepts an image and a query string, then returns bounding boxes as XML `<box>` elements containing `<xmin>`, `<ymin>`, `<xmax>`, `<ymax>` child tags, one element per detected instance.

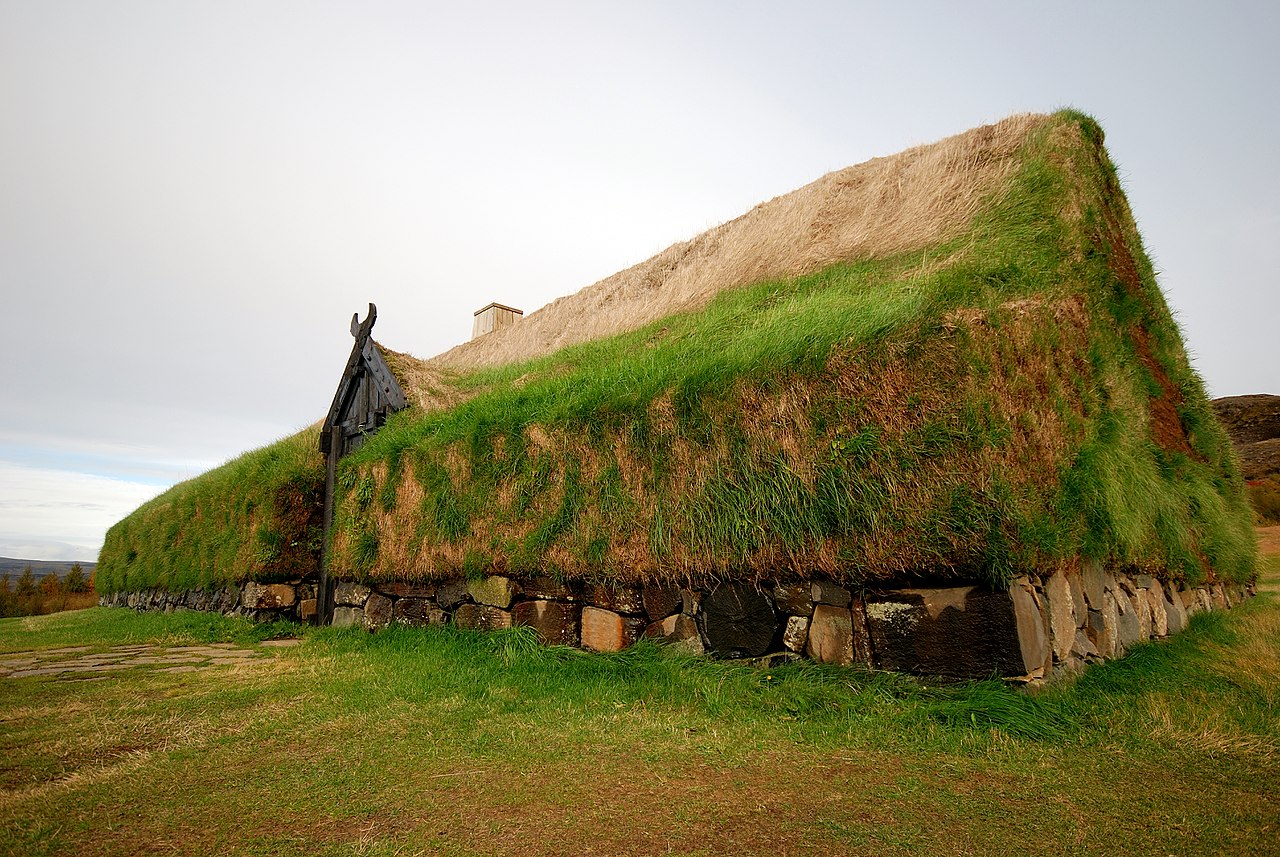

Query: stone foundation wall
<box><xmin>101</xmin><ymin>564</ymin><xmax>1253</xmax><ymax>682</ymax></box>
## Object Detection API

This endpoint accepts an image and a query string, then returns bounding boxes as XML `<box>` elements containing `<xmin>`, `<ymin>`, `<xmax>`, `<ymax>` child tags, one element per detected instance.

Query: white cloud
<box><xmin>0</xmin><ymin>463</ymin><xmax>164</xmax><ymax>561</ymax></box>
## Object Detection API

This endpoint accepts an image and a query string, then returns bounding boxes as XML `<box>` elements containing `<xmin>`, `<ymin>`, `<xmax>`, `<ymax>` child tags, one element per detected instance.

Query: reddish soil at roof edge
<box><xmin>1093</xmin><ymin>195</ymin><xmax>1200</xmax><ymax>463</ymax></box>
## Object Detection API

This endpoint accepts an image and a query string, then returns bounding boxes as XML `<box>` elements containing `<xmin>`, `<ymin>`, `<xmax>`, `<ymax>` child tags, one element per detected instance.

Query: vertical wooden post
<box><xmin>317</xmin><ymin>424</ymin><xmax>339</xmax><ymax>625</ymax></box>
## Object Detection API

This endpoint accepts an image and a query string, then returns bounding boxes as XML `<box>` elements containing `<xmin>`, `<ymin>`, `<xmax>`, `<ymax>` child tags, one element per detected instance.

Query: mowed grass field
<box><xmin>3</xmin><ymin>535</ymin><xmax>1279</xmax><ymax>857</ymax></box>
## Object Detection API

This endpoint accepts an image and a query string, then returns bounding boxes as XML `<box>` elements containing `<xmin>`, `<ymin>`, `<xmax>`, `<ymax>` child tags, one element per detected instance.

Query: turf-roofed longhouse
<box><xmin>97</xmin><ymin>111</ymin><xmax>1258</xmax><ymax>681</ymax></box>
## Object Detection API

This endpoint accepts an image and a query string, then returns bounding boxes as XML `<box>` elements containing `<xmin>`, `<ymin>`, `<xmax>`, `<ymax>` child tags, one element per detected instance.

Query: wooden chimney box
<box><xmin>472</xmin><ymin>302</ymin><xmax>523</xmax><ymax>339</ymax></box>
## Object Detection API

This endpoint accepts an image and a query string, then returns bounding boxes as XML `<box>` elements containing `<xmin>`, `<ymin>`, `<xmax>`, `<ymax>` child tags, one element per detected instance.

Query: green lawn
<box><xmin>3</xmin><ymin>535</ymin><xmax>1278</xmax><ymax>856</ymax></box>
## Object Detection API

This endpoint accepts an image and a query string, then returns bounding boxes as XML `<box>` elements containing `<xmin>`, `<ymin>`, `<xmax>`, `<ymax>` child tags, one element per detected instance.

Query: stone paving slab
<box><xmin>0</xmin><ymin>642</ymin><xmax>279</xmax><ymax>681</ymax></box>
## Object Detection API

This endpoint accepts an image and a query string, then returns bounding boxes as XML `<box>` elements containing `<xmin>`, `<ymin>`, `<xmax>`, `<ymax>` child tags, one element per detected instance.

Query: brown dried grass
<box><xmin>429</xmin><ymin>113</ymin><xmax>1051</xmax><ymax>375</ymax></box>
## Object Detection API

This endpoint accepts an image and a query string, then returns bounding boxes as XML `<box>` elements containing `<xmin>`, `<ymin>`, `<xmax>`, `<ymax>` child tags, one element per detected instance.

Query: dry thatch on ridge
<box><xmin>418</xmin><ymin>113</ymin><xmax>1048</xmax><ymax>377</ymax></box>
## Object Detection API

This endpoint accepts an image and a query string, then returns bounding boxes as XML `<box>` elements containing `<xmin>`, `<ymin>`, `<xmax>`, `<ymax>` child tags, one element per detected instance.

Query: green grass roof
<box><xmin>97</xmin><ymin>111</ymin><xmax>1257</xmax><ymax>595</ymax></box>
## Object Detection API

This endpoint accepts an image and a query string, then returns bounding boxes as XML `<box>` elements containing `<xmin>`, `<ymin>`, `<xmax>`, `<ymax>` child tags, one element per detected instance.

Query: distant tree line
<box><xmin>0</xmin><ymin>563</ymin><xmax>95</xmax><ymax>618</ymax></box>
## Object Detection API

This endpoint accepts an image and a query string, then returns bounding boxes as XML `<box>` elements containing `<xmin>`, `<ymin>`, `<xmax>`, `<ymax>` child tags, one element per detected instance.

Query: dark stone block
<box><xmin>811</xmin><ymin>580</ymin><xmax>852</xmax><ymax>608</ymax></box>
<box><xmin>377</xmin><ymin>581</ymin><xmax>437</xmax><ymax>599</ymax></box>
<box><xmin>642</xmin><ymin>585</ymin><xmax>682</xmax><ymax>621</ymax></box>
<box><xmin>865</xmin><ymin>586</ymin><xmax>1033</xmax><ymax>678</ymax></box>
<box><xmin>436</xmin><ymin>579</ymin><xmax>471</xmax><ymax>609</ymax></box>
<box><xmin>522</xmin><ymin>577</ymin><xmax>581</xmax><ymax>601</ymax></box>
<box><xmin>393</xmin><ymin>597</ymin><xmax>445</xmax><ymax>626</ymax></box>
<box><xmin>771</xmin><ymin>582</ymin><xmax>814</xmax><ymax>616</ymax></box>
<box><xmin>585</xmin><ymin>583</ymin><xmax>645</xmax><ymax>615</ymax></box>
<box><xmin>364</xmin><ymin>592</ymin><xmax>393</xmax><ymax>629</ymax></box>
<box><xmin>699</xmin><ymin>581</ymin><xmax>777</xmax><ymax>658</ymax></box>
<box><xmin>454</xmin><ymin>603</ymin><xmax>512</xmax><ymax>631</ymax></box>
<box><xmin>512</xmin><ymin>600</ymin><xmax>581</xmax><ymax>646</ymax></box>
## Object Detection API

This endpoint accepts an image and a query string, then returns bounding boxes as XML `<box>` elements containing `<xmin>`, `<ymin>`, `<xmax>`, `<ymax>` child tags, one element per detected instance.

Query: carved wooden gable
<box><xmin>320</xmin><ymin>304</ymin><xmax>407</xmax><ymax>459</ymax></box>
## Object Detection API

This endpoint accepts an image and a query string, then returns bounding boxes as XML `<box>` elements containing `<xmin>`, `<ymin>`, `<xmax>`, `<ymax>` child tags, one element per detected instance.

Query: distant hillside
<box><xmin>0</xmin><ymin>557</ymin><xmax>97</xmax><ymax>580</ymax></box>
<box><xmin>1212</xmin><ymin>394</ymin><xmax>1280</xmax><ymax>522</ymax></box>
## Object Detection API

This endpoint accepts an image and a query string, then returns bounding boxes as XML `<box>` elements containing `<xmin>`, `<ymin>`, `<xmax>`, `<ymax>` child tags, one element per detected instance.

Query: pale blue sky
<box><xmin>1</xmin><ymin>1</ymin><xmax>1276</xmax><ymax>560</ymax></box>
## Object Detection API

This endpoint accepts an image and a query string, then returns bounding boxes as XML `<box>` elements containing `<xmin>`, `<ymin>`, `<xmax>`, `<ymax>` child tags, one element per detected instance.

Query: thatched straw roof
<box><xmin>391</xmin><ymin>113</ymin><xmax>1050</xmax><ymax>392</ymax></box>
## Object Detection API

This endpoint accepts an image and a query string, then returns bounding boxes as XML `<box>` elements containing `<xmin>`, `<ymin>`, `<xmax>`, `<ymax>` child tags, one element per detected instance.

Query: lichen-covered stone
<box><xmin>468</xmin><ymin>576</ymin><xmax>517</xmax><ymax>609</ymax></box>
<box><xmin>334</xmin><ymin>581</ymin><xmax>371</xmax><ymax>607</ymax></box>
<box><xmin>771</xmin><ymin>583</ymin><xmax>814</xmax><ymax>617</ymax></box>
<box><xmin>454</xmin><ymin>603</ymin><xmax>512</xmax><ymax>632</ymax></box>
<box><xmin>241</xmin><ymin>582</ymin><xmax>296</xmax><ymax>610</ymax></box>
<box><xmin>1067</xmin><ymin>573</ymin><xmax>1087</xmax><ymax>627</ymax></box>
<box><xmin>364</xmin><ymin>592</ymin><xmax>393</xmax><ymax>629</ymax></box>
<box><xmin>513</xmin><ymin>600</ymin><xmax>581</xmax><ymax>646</ymax></box>
<box><xmin>1114</xmin><ymin>588</ymin><xmax>1141</xmax><ymax>650</ymax></box>
<box><xmin>1010</xmin><ymin>580</ymin><xmax>1050</xmax><ymax>676</ymax></box>
<box><xmin>1132</xmin><ymin>584</ymin><xmax>1153</xmax><ymax>640</ymax></box>
<box><xmin>1146</xmin><ymin>585</ymin><xmax>1169</xmax><ymax>636</ymax></box>
<box><xmin>1080</xmin><ymin>562</ymin><xmax>1110</xmax><ymax>610</ymax></box>
<box><xmin>1165</xmin><ymin>583</ymin><xmax>1189</xmax><ymax>634</ymax></box>
<box><xmin>780</xmin><ymin>615</ymin><xmax>808</xmax><ymax>653</ymax></box>
<box><xmin>1044</xmin><ymin>570</ymin><xmax>1076</xmax><ymax>663</ymax></box>
<box><xmin>332</xmin><ymin>606</ymin><xmax>365</xmax><ymax>628</ymax></box>
<box><xmin>393</xmin><ymin>598</ymin><xmax>446</xmax><ymax>627</ymax></box>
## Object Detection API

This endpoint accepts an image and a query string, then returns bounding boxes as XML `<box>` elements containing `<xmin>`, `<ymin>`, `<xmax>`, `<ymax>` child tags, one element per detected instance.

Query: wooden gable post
<box><xmin>317</xmin><ymin>303</ymin><xmax>407</xmax><ymax>624</ymax></box>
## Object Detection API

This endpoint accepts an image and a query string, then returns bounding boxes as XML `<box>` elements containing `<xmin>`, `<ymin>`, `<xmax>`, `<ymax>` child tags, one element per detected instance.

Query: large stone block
<box><xmin>782</xmin><ymin>615</ymin><xmax>810</xmax><ymax>653</ymax></box>
<box><xmin>771</xmin><ymin>582</ymin><xmax>814</xmax><ymax>617</ymax></box>
<box><xmin>581</xmin><ymin>606</ymin><xmax>644</xmax><ymax>652</ymax></box>
<box><xmin>866</xmin><ymin>586</ymin><xmax>1037</xmax><ymax>678</ymax></box>
<box><xmin>1080</xmin><ymin>561</ymin><xmax>1111</xmax><ymax>610</ymax></box>
<box><xmin>1146</xmin><ymin>585</ymin><xmax>1169</xmax><ymax>637</ymax></box>
<box><xmin>1164</xmin><ymin>583</ymin><xmax>1188</xmax><ymax>634</ymax></box>
<box><xmin>1114</xmin><ymin>589</ymin><xmax>1141</xmax><ymax>651</ymax></box>
<box><xmin>334</xmin><ymin>581</ymin><xmax>372</xmax><ymax>607</ymax></box>
<box><xmin>1131</xmin><ymin>583</ymin><xmax>1153</xmax><ymax>640</ymax></box>
<box><xmin>298</xmin><ymin>598</ymin><xmax>318</xmax><ymax>622</ymax></box>
<box><xmin>468</xmin><ymin>576</ymin><xmax>517</xmax><ymax>609</ymax></box>
<box><xmin>393</xmin><ymin>598</ymin><xmax>446</xmax><ymax>627</ymax></box>
<box><xmin>513</xmin><ymin>600</ymin><xmax>582</xmax><ymax>646</ymax></box>
<box><xmin>699</xmin><ymin>581</ymin><xmax>777</xmax><ymax>658</ymax></box>
<box><xmin>1213</xmin><ymin>584</ymin><xmax>1229</xmax><ymax>609</ymax></box>
<box><xmin>332</xmin><ymin>606</ymin><xmax>365</xmax><ymax>628</ymax></box>
<box><xmin>1067</xmin><ymin>572</ymin><xmax>1087</xmax><ymax>627</ymax></box>
<box><xmin>241</xmin><ymin>582</ymin><xmax>296</xmax><ymax>610</ymax></box>
<box><xmin>1044</xmin><ymin>570</ymin><xmax>1077</xmax><ymax>663</ymax></box>
<box><xmin>1010</xmin><ymin>581</ymin><xmax>1050</xmax><ymax>677</ymax></box>
<box><xmin>364</xmin><ymin>592</ymin><xmax>393</xmax><ymax>630</ymax></box>
<box><xmin>806</xmin><ymin>604</ymin><xmax>854</xmax><ymax>666</ymax></box>
<box><xmin>643</xmin><ymin>613</ymin><xmax>704</xmax><ymax>654</ymax></box>
<box><xmin>454</xmin><ymin>604</ymin><xmax>512</xmax><ymax>632</ymax></box>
